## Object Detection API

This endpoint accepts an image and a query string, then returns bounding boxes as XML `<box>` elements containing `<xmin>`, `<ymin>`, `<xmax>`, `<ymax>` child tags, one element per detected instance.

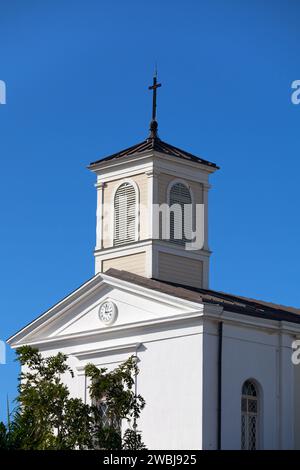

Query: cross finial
<box><xmin>148</xmin><ymin>70</ymin><xmax>161</xmax><ymax>139</ymax></box>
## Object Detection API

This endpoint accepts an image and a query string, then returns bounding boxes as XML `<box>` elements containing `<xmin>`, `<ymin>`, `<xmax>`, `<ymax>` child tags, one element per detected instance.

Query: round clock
<box><xmin>98</xmin><ymin>301</ymin><xmax>118</xmax><ymax>325</ymax></box>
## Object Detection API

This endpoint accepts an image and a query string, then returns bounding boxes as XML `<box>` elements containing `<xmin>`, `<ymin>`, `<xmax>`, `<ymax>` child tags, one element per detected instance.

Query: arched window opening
<box><xmin>92</xmin><ymin>395</ymin><xmax>122</xmax><ymax>448</ymax></box>
<box><xmin>241</xmin><ymin>380</ymin><xmax>260</xmax><ymax>450</ymax></box>
<box><xmin>114</xmin><ymin>182</ymin><xmax>137</xmax><ymax>246</ymax></box>
<box><xmin>169</xmin><ymin>182</ymin><xmax>192</xmax><ymax>245</ymax></box>
<box><xmin>97</xmin><ymin>399</ymin><xmax>121</xmax><ymax>431</ymax></box>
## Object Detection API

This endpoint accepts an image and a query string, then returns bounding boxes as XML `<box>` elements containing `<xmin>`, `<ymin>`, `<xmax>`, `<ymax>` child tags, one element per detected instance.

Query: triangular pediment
<box><xmin>8</xmin><ymin>272</ymin><xmax>203</xmax><ymax>349</ymax></box>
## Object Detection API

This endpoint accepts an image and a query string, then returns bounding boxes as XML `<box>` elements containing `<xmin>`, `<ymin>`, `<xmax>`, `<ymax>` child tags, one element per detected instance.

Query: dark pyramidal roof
<box><xmin>90</xmin><ymin>76</ymin><xmax>218</xmax><ymax>169</ymax></box>
<box><xmin>89</xmin><ymin>134</ymin><xmax>219</xmax><ymax>169</ymax></box>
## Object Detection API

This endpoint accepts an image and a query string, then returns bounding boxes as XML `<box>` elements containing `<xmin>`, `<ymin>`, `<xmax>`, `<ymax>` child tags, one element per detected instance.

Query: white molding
<box><xmin>97</xmin><ymin>163</ymin><xmax>153</xmax><ymax>183</ymax></box>
<box><xmin>90</xmin><ymin>151</ymin><xmax>217</xmax><ymax>181</ymax></box>
<box><xmin>152</xmin><ymin>239</ymin><xmax>211</xmax><ymax>260</ymax></box>
<box><xmin>145</xmin><ymin>167</ymin><xmax>159</xmax><ymax>246</ymax></box>
<box><xmin>71</xmin><ymin>342</ymin><xmax>141</xmax><ymax>360</ymax></box>
<box><xmin>8</xmin><ymin>267</ymin><xmax>300</xmax><ymax>356</ymax></box>
<box><xmin>203</xmin><ymin>305</ymin><xmax>300</xmax><ymax>335</ymax></box>
<box><xmin>19</xmin><ymin>300</ymin><xmax>298</xmax><ymax>352</ymax></box>
<box><xmin>153</xmin><ymin>151</ymin><xmax>217</xmax><ymax>175</ymax></box>
<box><xmin>90</xmin><ymin>152</ymin><xmax>154</xmax><ymax>173</ymax></box>
<box><xmin>10</xmin><ymin>311</ymin><xmax>204</xmax><ymax>349</ymax></box>
<box><xmin>97</xmin><ymin>161</ymin><xmax>153</xmax><ymax>183</ymax></box>
<box><xmin>7</xmin><ymin>272</ymin><xmax>204</xmax><ymax>347</ymax></box>
<box><xmin>95</xmin><ymin>181</ymin><xmax>105</xmax><ymax>250</ymax></box>
<box><xmin>94</xmin><ymin>238</ymin><xmax>211</xmax><ymax>261</ymax></box>
<box><xmin>153</xmin><ymin>154</ymin><xmax>215</xmax><ymax>181</ymax></box>
<box><xmin>6</xmin><ymin>274</ymin><xmax>103</xmax><ymax>345</ymax></box>
<box><xmin>94</xmin><ymin>239</ymin><xmax>152</xmax><ymax>256</ymax></box>
<box><xmin>94</xmin><ymin>243</ymin><xmax>150</xmax><ymax>267</ymax></box>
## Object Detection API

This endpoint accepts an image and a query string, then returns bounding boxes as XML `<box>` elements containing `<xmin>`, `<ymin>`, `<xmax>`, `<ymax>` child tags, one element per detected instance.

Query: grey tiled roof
<box><xmin>89</xmin><ymin>136</ymin><xmax>219</xmax><ymax>169</ymax></box>
<box><xmin>106</xmin><ymin>268</ymin><xmax>300</xmax><ymax>324</ymax></box>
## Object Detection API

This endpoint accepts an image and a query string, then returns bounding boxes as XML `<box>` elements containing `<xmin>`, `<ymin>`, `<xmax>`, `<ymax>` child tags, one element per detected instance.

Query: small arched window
<box><xmin>241</xmin><ymin>380</ymin><xmax>260</xmax><ymax>450</ymax></box>
<box><xmin>169</xmin><ymin>182</ymin><xmax>192</xmax><ymax>245</ymax></box>
<box><xmin>114</xmin><ymin>182</ymin><xmax>137</xmax><ymax>246</ymax></box>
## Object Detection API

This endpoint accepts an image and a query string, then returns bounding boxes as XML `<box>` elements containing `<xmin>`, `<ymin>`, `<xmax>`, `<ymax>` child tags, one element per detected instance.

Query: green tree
<box><xmin>86</xmin><ymin>356</ymin><xmax>146</xmax><ymax>450</ymax></box>
<box><xmin>0</xmin><ymin>422</ymin><xmax>8</xmax><ymax>449</ymax></box>
<box><xmin>0</xmin><ymin>346</ymin><xmax>145</xmax><ymax>450</ymax></box>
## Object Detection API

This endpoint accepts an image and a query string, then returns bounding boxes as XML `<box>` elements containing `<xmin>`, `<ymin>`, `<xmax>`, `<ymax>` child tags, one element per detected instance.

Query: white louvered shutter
<box><xmin>114</xmin><ymin>183</ymin><xmax>137</xmax><ymax>246</ymax></box>
<box><xmin>169</xmin><ymin>183</ymin><xmax>192</xmax><ymax>245</ymax></box>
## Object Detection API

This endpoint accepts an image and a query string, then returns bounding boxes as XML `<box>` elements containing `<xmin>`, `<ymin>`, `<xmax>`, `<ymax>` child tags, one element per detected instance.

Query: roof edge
<box><xmin>88</xmin><ymin>137</ymin><xmax>219</xmax><ymax>170</ymax></box>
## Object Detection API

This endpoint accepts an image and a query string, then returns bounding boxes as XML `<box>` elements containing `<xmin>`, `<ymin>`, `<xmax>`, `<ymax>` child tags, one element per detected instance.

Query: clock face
<box><xmin>99</xmin><ymin>301</ymin><xmax>117</xmax><ymax>325</ymax></box>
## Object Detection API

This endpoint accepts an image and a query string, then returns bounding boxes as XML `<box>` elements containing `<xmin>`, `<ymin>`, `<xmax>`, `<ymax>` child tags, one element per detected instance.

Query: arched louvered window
<box><xmin>114</xmin><ymin>182</ymin><xmax>137</xmax><ymax>246</ymax></box>
<box><xmin>169</xmin><ymin>182</ymin><xmax>192</xmax><ymax>245</ymax></box>
<box><xmin>241</xmin><ymin>380</ymin><xmax>260</xmax><ymax>450</ymax></box>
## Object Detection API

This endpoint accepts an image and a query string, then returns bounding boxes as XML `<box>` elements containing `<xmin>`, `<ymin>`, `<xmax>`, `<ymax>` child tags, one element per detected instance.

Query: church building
<box><xmin>7</xmin><ymin>77</ymin><xmax>300</xmax><ymax>450</ymax></box>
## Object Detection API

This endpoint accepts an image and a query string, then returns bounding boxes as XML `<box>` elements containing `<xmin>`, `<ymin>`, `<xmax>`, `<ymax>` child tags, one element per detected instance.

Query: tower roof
<box><xmin>89</xmin><ymin>74</ymin><xmax>219</xmax><ymax>170</ymax></box>
<box><xmin>89</xmin><ymin>136</ymin><xmax>219</xmax><ymax>169</ymax></box>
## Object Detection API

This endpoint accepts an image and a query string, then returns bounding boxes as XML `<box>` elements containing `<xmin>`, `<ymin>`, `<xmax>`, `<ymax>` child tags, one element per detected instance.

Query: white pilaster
<box><xmin>146</xmin><ymin>169</ymin><xmax>159</xmax><ymax>238</ymax></box>
<box><xmin>278</xmin><ymin>331</ymin><xmax>294</xmax><ymax>449</ymax></box>
<box><xmin>146</xmin><ymin>169</ymin><xmax>159</xmax><ymax>278</ymax></box>
<box><xmin>95</xmin><ymin>181</ymin><xmax>105</xmax><ymax>251</ymax></box>
<box><xmin>203</xmin><ymin>183</ymin><xmax>210</xmax><ymax>252</ymax></box>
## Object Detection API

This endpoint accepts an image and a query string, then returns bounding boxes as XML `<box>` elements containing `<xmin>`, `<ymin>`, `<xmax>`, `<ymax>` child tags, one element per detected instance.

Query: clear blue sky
<box><xmin>0</xmin><ymin>0</ymin><xmax>299</xmax><ymax>422</ymax></box>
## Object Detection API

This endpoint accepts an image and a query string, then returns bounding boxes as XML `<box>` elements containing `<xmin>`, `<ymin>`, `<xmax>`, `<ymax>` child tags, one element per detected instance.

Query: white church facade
<box><xmin>7</xmin><ymin>80</ymin><xmax>300</xmax><ymax>450</ymax></box>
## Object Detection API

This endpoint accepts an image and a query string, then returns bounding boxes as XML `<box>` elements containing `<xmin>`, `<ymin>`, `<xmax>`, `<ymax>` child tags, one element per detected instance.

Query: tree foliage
<box><xmin>0</xmin><ymin>346</ymin><xmax>145</xmax><ymax>450</ymax></box>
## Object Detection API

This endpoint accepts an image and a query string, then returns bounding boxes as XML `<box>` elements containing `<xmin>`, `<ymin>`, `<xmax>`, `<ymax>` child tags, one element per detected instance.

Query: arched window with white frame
<box><xmin>168</xmin><ymin>181</ymin><xmax>192</xmax><ymax>245</ymax></box>
<box><xmin>241</xmin><ymin>379</ymin><xmax>260</xmax><ymax>450</ymax></box>
<box><xmin>114</xmin><ymin>182</ymin><xmax>137</xmax><ymax>246</ymax></box>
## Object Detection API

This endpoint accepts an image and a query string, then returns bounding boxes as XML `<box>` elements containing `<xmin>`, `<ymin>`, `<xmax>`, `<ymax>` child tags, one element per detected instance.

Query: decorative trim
<box><xmin>9</xmin><ymin>268</ymin><xmax>300</xmax><ymax>352</ymax></box>
<box><xmin>7</xmin><ymin>273</ymin><xmax>204</xmax><ymax>347</ymax></box>
<box><xmin>94</xmin><ymin>239</ymin><xmax>152</xmax><ymax>256</ymax></box>
<box><xmin>72</xmin><ymin>342</ymin><xmax>142</xmax><ymax>360</ymax></box>
<box><xmin>95</xmin><ymin>181</ymin><xmax>106</xmax><ymax>250</ymax></box>
<box><xmin>153</xmin><ymin>239</ymin><xmax>211</xmax><ymax>259</ymax></box>
<box><xmin>6</xmin><ymin>274</ymin><xmax>103</xmax><ymax>345</ymax></box>
<box><xmin>145</xmin><ymin>167</ymin><xmax>159</xmax><ymax>259</ymax></box>
<box><xmin>89</xmin><ymin>150</ymin><xmax>217</xmax><ymax>176</ymax></box>
<box><xmin>10</xmin><ymin>310</ymin><xmax>204</xmax><ymax>349</ymax></box>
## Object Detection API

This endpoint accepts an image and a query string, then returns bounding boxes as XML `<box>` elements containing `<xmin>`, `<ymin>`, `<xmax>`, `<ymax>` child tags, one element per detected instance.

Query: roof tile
<box><xmin>105</xmin><ymin>268</ymin><xmax>300</xmax><ymax>324</ymax></box>
<box><xmin>89</xmin><ymin>137</ymin><xmax>219</xmax><ymax>169</ymax></box>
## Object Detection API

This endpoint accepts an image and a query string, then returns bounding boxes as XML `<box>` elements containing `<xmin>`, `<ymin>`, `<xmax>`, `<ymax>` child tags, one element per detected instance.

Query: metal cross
<box><xmin>148</xmin><ymin>73</ymin><xmax>161</xmax><ymax>122</ymax></box>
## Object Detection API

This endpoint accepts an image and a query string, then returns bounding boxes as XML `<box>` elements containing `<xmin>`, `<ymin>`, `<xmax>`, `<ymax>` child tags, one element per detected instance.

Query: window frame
<box><xmin>112</xmin><ymin>179</ymin><xmax>139</xmax><ymax>247</ymax></box>
<box><xmin>241</xmin><ymin>379</ymin><xmax>261</xmax><ymax>450</ymax></box>
<box><xmin>166</xmin><ymin>179</ymin><xmax>194</xmax><ymax>246</ymax></box>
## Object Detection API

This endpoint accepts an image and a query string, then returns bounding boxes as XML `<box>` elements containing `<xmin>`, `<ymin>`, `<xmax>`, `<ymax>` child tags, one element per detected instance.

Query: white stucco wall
<box><xmin>137</xmin><ymin>333</ymin><xmax>203</xmax><ymax>449</ymax></box>
<box><xmin>37</xmin><ymin>329</ymin><xmax>203</xmax><ymax>450</ymax></box>
<box><xmin>202</xmin><ymin>318</ymin><xmax>295</xmax><ymax>450</ymax></box>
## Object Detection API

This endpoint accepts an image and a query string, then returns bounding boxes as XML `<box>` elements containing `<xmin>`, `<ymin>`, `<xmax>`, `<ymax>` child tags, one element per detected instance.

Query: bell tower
<box><xmin>88</xmin><ymin>75</ymin><xmax>219</xmax><ymax>289</ymax></box>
